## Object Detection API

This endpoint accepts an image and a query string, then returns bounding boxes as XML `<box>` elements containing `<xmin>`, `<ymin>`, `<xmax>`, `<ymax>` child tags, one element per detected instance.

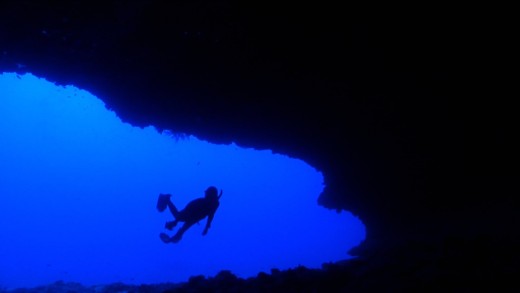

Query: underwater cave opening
<box><xmin>0</xmin><ymin>72</ymin><xmax>365</xmax><ymax>290</ymax></box>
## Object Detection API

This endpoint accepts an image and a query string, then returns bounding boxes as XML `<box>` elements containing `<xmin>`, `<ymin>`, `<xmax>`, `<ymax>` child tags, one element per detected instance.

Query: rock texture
<box><xmin>1</xmin><ymin>1</ymin><xmax>514</xmax><ymax>289</ymax></box>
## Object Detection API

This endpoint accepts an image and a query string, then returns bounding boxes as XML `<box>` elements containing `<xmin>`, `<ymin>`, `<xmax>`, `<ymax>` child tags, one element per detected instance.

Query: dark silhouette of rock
<box><xmin>0</xmin><ymin>1</ymin><xmax>516</xmax><ymax>290</ymax></box>
<box><xmin>4</xmin><ymin>251</ymin><xmax>517</xmax><ymax>292</ymax></box>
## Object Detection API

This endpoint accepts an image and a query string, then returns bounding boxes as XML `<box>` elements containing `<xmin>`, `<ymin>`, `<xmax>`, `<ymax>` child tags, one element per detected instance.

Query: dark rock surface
<box><xmin>5</xmin><ymin>243</ymin><xmax>514</xmax><ymax>292</ymax></box>
<box><xmin>1</xmin><ymin>1</ymin><xmax>515</xmax><ymax>290</ymax></box>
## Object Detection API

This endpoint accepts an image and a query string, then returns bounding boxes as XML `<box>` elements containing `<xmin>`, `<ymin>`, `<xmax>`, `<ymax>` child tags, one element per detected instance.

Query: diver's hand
<box><xmin>202</xmin><ymin>228</ymin><xmax>208</xmax><ymax>236</ymax></box>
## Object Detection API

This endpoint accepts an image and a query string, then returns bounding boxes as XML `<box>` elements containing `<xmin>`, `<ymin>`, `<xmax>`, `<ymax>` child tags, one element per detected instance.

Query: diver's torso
<box><xmin>182</xmin><ymin>198</ymin><xmax>219</xmax><ymax>222</ymax></box>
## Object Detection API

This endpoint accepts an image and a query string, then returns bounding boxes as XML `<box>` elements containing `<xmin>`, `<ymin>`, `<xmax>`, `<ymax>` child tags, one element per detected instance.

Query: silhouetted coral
<box><xmin>5</xmin><ymin>237</ymin><xmax>518</xmax><ymax>293</ymax></box>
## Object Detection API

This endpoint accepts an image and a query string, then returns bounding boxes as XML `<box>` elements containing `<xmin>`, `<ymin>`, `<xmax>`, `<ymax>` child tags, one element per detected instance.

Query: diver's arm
<box><xmin>203</xmin><ymin>201</ymin><xmax>220</xmax><ymax>235</ymax></box>
<box><xmin>203</xmin><ymin>212</ymin><xmax>214</xmax><ymax>235</ymax></box>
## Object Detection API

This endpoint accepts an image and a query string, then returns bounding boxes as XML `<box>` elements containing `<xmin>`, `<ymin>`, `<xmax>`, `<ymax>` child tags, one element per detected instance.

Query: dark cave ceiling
<box><xmin>1</xmin><ymin>1</ymin><xmax>502</xmax><ymax>254</ymax></box>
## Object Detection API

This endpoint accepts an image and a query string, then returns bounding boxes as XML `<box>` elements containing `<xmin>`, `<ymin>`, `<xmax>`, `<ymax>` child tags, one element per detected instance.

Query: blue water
<box><xmin>0</xmin><ymin>72</ymin><xmax>365</xmax><ymax>290</ymax></box>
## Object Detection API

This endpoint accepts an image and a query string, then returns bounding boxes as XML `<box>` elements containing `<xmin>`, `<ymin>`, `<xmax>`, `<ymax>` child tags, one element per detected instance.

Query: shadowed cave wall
<box><xmin>0</xmin><ymin>1</ymin><xmax>516</xmax><ymax>289</ymax></box>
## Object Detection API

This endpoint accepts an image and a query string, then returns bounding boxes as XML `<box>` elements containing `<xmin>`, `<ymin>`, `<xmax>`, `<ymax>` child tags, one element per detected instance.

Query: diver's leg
<box><xmin>161</xmin><ymin>195</ymin><xmax>181</xmax><ymax>229</ymax></box>
<box><xmin>171</xmin><ymin>222</ymin><xmax>194</xmax><ymax>243</ymax></box>
<box><xmin>157</xmin><ymin>194</ymin><xmax>181</xmax><ymax>218</ymax></box>
<box><xmin>167</xmin><ymin>200</ymin><xmax>180</xmax><ymax>218</ymax></box>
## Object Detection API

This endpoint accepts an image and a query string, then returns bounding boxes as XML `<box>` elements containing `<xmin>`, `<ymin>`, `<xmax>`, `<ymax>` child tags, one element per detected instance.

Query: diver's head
<box><xmin>205</xmin><ymin>186</ymin><xmax>219</xmax><ymax>200</ymax></box>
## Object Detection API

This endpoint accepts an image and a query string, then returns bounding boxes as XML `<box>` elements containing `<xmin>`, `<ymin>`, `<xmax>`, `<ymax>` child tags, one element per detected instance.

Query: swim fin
<box><xmin>156</xmin><ymin>194</ymin><xmax>171</xmax><ymax>212</ymax></box>
<box><xmin>159</xmin><ymin>233</ymin><xmax>171</xmax><ymax>243</ymax></box>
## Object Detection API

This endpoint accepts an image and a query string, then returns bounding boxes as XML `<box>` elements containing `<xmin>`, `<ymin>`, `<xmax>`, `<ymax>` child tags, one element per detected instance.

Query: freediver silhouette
<box><xmin>156</xmin><ymin>186</ymin><xmax>222</xmax><ymax>243</ymax></box>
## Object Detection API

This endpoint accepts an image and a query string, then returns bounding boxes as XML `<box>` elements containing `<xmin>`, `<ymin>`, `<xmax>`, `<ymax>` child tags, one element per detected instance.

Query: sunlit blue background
<box><xmin>0</xmin><ymin>72</ymin><xmax>365</xmax><ymax>289</ymax></box>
